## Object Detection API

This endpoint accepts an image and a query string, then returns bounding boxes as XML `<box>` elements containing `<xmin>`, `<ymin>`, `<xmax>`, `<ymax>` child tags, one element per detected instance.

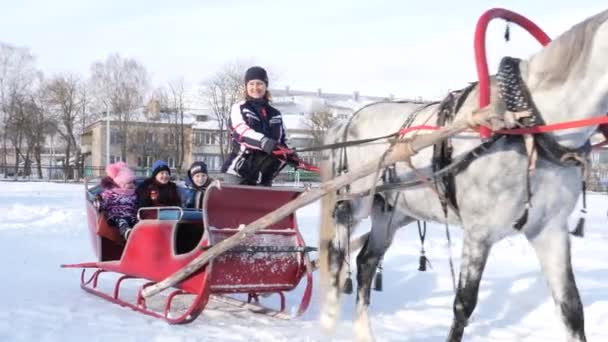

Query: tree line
<box><xmin>0</xmin><ymin>41</ymin><xmax>253</xmax><ymax>180</ymax></box>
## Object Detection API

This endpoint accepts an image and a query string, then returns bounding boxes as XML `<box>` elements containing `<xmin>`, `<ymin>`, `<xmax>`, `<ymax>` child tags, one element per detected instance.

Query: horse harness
<box><xmin>496</xmin><ymin>57</ymin><xmax>592</xmax><ymax>166</ymax></box>
<box><xmin>432</xmin><ymin>83</ymin><xmax>477</xmax><ymax>215</ymax></box>
<box><xmin>335</xmin><ymin>100</ymin><xmax>437</xmax><ymax>197</ymax></box>
<box><xmin>330</xmin><ymin>56</ymin><xmax>591</xmax><ymax>233</ymax></box>
<box><xmin>431</xmin><ymin>56</ymin><xmax>591</xmax><ymax>230</ymax></box>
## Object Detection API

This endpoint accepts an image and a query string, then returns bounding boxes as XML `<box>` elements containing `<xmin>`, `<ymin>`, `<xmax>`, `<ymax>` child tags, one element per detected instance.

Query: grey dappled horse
<box><xmin>319</xmin><ymin>9</ymin><xmax>608</xmax><ymax>342</ymax></box>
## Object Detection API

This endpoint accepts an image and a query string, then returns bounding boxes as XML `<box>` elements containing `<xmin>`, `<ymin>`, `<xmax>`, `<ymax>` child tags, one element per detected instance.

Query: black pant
<box><xmin>234</xmin><ymin>150</ymin><xmax>282</xmax><ymax>186</ymax></box>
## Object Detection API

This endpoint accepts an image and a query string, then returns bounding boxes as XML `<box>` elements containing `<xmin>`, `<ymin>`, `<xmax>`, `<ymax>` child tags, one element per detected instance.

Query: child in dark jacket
<box><xmin>180</xmin><ymin>161</ymin><xmax>213</xmax><ymax>209</ymax></box>
<box><xmin>98</xmin><ymin>162</ymin><xmax>138</xmax><ymax>239</ymax></box>
<box><xmin>136</xmin><ymin>160</ymin><xmax>181</xmax><ymax>209</ymax></box>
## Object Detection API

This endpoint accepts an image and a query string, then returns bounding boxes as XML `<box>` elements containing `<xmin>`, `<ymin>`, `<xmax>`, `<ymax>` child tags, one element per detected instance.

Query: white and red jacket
<box><xmin>222</xmin><ymin>98</ymin><xmax>288</xmax><ymax>180</ymax></box>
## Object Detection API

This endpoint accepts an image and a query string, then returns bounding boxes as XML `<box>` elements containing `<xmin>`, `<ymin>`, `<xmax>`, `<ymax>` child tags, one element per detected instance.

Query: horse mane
<box><xmin>526</xmin><ymin>9</ymin><xmax>608</xmax><ymax>90</ymax></box>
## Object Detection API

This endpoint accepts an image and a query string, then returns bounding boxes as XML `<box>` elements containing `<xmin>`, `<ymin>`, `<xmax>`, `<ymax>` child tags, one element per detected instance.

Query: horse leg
<box><xmin>354</xmin><ymin>196</ymin><xmax>413</xmax><ymax>342</ymax></box>
<box><xmin>526</xmin><ymin>222</ymin><xmax>586</xmax><ymax>342</ymax></box>
<box><xmin>447</xmin><ymin>230</ymin><xmax>492</xmax><ymax>342</ymax></box>
<box><xmin>320</xmin><ymin>200</ymin><xmax>357</xmax><ymax>332</ymax></box>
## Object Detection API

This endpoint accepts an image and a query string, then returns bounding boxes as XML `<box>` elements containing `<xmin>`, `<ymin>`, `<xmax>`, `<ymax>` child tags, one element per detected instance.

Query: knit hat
<box><xmin>244</xmin><ymin>66</ymin><xmax>268</xmax><ymax>86</ymax></box>
<box><xmin>105</xmin><ymin>162</ymin><xmax>135</xmax><ymax>188</ymax></box>
<box><xmin>151</xmin><ymin>160</ymin><xmax>171</xmax><ymax>178</ymax></box>
<box><xmin>188</xmin><ymin>161</ymin><xmax>208</xmax><ymax>180</ymax></box>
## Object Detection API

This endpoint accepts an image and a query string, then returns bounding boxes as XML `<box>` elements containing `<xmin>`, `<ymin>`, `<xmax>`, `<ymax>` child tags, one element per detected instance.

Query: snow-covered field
<box><xmin>0</xmin><ymin>181</ymin><xmax>606</xmax><ymax>342</ymax></box>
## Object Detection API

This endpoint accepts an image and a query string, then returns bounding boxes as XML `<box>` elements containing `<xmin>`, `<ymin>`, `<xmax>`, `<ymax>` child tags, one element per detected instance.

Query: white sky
<box><xmin>1</xmin><ymin>0</ymin><xmax>606</xmax><ymax>99</ymax></box>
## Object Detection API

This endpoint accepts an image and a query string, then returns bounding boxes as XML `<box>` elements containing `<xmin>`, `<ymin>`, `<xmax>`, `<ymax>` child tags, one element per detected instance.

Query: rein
<box><xmin>289</xmin><ymin>116</ymin><xmax>606</xmax><ymax>158</ymax></box>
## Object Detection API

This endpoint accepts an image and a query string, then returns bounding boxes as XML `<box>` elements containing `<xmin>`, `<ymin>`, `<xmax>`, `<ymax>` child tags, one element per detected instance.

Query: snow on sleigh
<box><xmin>62</xmin><ymin>179</ymin><xmax>314</xmax><ymax>323</ymax></box>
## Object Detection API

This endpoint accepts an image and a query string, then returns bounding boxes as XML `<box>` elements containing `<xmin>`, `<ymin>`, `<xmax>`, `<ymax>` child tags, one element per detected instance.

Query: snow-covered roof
<box><xmin>85</xmin><ymin>88</ymin><xmax>407</xmax><ymax>133</ymax></box>
<box><xmin>191</xmin><ymin>118</ymin><xmax>221</xmax><ymax>130</ymax></box>
<box><xmin>282</xmin><ymin>114</ymin><xmax>309</xmax><ymax>131</ymax></box>
<box><xmin>270</xmin><ymin>88</ymin><xmax>389</xmax><ymax>103</ymax></box>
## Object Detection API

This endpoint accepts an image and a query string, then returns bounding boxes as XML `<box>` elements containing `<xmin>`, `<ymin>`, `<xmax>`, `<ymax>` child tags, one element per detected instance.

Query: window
<box><xmin>164</xmin><ymin>133</ymin><xmax>176</xmax><ymax>145</ymax></box>
<box><xmin>194</xmin><ymin>132</ymin><xmax>204</xmax><ymax>146</ymax></box>
<box><xmin>336</xmin><ymin>114</ymin><xmax>348</xmax><ymax>120</ymax></box>
<box><xmin>193</xmin><ymin>154</ymin><xmax>221</xmax><ymax>171</ymax></box>
<box><xmin>167</xmin><ymin>157</ymin><xmax>175</xmax><ymax>168</ymax></box>
<box><xmin>137</xmin><ymin>156</ymin><xmax>152</xmax><ymax>168</ymax></box>
<box><xmin>109</xmin><ymin>155</ymin><xmax>123</xmax><ymax>164</ymax></box>
<box><xmin>204</xmin><ymin>133</ymin><xmax>215</xmax><ymax>145</ymax></box>
<box><xmin>289</xmin><ymin>138</ymin><xmax>311</xmax><ymax>148</ymax></box>
<box><xmin>196</xmin><ymin>115</ymin><xmax>209</xmax><ymax>122</ymax></box>
<box><xmin>145</xmin><ymin>132</ymin><xmax>154</xmax><ymax>144</ymax></box>
<box><xmin>110</xmin><ymin>130</ymin><xmax>123</xmax><ymax>145</ymax></box>
<box><xmin>136</xmin><ymin>131</ymin><xmax>145</xmax><ymax>144</ymax></box>
<box><xmin>599</xmin><ymin>150</ymin><xmax>608</xmax><ymax>164</ymax></box>
<box><xmin>194</xmin><ymin>132</ymin><xmax>217</xmax><ymax>146</ymax></box>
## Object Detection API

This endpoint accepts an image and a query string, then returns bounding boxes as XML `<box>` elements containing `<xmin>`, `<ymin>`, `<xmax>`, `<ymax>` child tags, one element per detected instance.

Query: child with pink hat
<box><xmin>98</xmin><ymin>162</ymin><xmax>138</xmax><ymax>239</ymax></box>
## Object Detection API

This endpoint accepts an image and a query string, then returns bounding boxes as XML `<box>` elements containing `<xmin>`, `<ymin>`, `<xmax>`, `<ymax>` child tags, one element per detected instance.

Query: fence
<box><xmin>1</xmin><ymin>163</ymin><xmax>605</xmax><ymax>193</ymax></box>
<box><xmin>1</xmin><ymin>164</ymin><xmax>71</xmax><ymax>181</ymax></box>
<box><xmin>588</xmin><ymin>164</ymin><xmax>608</xmax><ymax>192</ymax></box>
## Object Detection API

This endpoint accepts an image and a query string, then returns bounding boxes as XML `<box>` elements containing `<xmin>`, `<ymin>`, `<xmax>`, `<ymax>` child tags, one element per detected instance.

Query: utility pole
<box><xmin>106</xmin><ymin>103</ymin><xmax>110</xmax><ymax>166</ymax></box>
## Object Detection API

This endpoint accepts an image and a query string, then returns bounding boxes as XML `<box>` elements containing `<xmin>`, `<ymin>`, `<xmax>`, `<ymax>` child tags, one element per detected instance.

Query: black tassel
<box><xmin>418</xmin><ymin>254</ymin><xmax>428</xmax><ymax>272</ymax></box>
<box><xmin>342</xmin><ymin>276</ymin><xmax>353</xmax><ymax>295</ymax></box>
<box><xmin>571</xmin><ymin>181</ymin><xmax>587</xmax><ymax>238</ymax></box>
<box><xmin>571</xmin><ymin>215</ymin><xmax>585</xmax><ymax>237</ymax></box>
<box><xmin>513</xmin><ymin>206</ymin><xmax>529</xmax><ymax>230</ymax></box>
<box><xmin>373</xmin><ymin>270</ymin><xmax>383</xmax><ymax>292</ymax></box>
<box><xmin>504</xmin><ymin>21</ymin><xmax>511</xmax><ymax>42</ymax></box>
<box><xmin>417</xmin><ymin>221</ymin><xmax>429</xmax><ymax>272</ymax></box>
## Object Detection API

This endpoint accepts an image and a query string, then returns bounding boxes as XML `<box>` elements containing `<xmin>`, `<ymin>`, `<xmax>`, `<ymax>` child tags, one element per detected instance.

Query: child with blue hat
<box><xmin>136</xmin><ymin>160</ymin><xmax>181</xmax><ymax>209</ymax></box>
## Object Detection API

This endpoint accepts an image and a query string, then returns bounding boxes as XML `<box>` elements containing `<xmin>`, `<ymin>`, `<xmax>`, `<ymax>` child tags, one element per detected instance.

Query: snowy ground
<box><xmin>0</xmin><ymin>181</ymin><xmax>606</xmax><ymax>342</ymax></box>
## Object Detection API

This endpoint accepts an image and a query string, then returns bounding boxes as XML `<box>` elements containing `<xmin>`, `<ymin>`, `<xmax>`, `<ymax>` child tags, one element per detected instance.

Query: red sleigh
<box><xmin>62</xmin><ymin>179</ymin><xmax>314</xmax><ymax>323</ymax></box>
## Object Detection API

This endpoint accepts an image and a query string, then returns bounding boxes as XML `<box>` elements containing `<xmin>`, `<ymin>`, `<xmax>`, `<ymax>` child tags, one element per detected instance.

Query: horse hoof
<box><xmin>354</xmin><ymin>307</ymin><xmax>374</xmax><ymax>342</ymax></box>
<box><xmin>320</xmin><ymin>309</ymin><xmax>338</xmax><ymax>333</ymax></box>
<box><xmin>354</xmin><ymin>322</ymin><xmax>375</xmax><ymax>342</ymax></box>
<box><xmin>320</xmin><ymin>288</ymin><xmax>341</xmax><ymax>333</ymax></box>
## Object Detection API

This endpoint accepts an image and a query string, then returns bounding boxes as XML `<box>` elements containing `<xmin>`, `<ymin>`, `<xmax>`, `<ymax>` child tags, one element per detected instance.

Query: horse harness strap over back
<box><xmin>336</xmin><ymin>100</ymin><xmax>437</xmax><ymax>196</ymax></box>
<box><xmin>431</xmin><ymin>83</ymin><xmax>477</xmax><ymax>216</ymax></box>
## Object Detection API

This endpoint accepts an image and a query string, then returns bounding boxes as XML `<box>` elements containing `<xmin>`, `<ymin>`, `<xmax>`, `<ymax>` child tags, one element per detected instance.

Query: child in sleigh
<box><xmin>97</xmin><ymin>162</ymin><xmax>138</xmax><ymax>240</ymax></box>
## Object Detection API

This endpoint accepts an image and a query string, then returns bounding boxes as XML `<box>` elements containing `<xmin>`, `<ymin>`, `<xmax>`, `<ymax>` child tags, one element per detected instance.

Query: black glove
<box><xmin>289</xmin><ymin>150</ymin><xmax>300</xmax><ymax>160</ymax></box>
<box><xmin>261</xmin><ymin>137</ymin><xmax>278</xmax><ymax>154</ymax></box>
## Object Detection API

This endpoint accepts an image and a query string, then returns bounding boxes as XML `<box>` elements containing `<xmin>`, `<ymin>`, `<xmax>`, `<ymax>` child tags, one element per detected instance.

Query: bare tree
<box><xmin>44</xmin><ymin>73</ymin><xmax>87</xmax><ymax>180</ymax></box>
<box><xmin>302</xmin><ymin>109</ymin><xmax>337</xmax><ymax>161</ymax></box>
<box><xmin>200</xmin><ymin>62</ymin><xmax>246</xmax><ymax>163</ymax></box>
<box><xmin>155</xmin><ymin>78</ymin><xmax>187</xmax><ymax>170</ymax></box>
<box><xmin>90</xmin><ymin>53</ymin><xmax>149</xmax><ymax>163</ymax></box>
<box><xmin>4</xmin><ymin>92</ymin><xmax>27</xmax><ymax>176</ymax></box>
<box><xmin>127</xmin><ymin>122</ymin><xmax>172</xmax><ymax>169</ymax></box>
<box><xmin>0</xmin><ymin>42</ymin><xmax>40</xmax><ymax>178</ymax></box>
<box><xmin>25</xmin><ymin>88</ymin><xmax>53</xmax><ymax>179</ymax></box>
